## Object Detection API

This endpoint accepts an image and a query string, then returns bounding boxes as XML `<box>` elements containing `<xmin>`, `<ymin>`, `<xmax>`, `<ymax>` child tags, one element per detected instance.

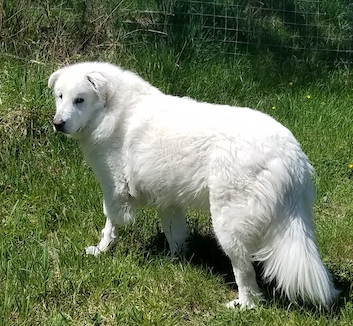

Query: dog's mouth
<box><xmin>53</xmin><ymin>119</ymin><xmax>66</xmax><ymax>133</ymax></box>
<box><xmin>75</xmin><ymin>126</ymin><xmax>83</xmax><ymax>133</ymax></box>
<box><xmin>52</xmin><ymin>122</ymin><xmax>83</xmax><ymax>135</ymax></box>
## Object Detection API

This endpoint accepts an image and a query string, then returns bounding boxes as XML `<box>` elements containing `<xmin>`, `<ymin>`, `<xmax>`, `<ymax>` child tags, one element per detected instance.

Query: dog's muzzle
<box><xmin>53</xmin><ymin>119</ymin><xmax>66</xmax><ymax>132</ymax></box>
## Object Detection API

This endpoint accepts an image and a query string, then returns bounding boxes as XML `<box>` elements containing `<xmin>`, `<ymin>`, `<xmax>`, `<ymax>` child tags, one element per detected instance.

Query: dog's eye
<box><xmin>58</xmin><ymin>94</ymin><xmax>63</xmax><ymax>99</ymax></box>
<box><xmin>74</xmin><ymin>97</ymin><xmax>84</xmax><ymax>104</ymax></box>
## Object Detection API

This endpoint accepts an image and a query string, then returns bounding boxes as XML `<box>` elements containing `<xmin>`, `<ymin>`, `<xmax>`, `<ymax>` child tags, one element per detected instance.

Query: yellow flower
<box><xmin>349</xmin><ymin>163</ymin><xmax>353</xmax><ymax>169</ymax></box>
<box><xmin>289</xmin><ymin>82</ymin><xmax>293</xmax><ymax>86</ymax></box>
<box><xmin>271</xmin><ymin>106</ymin><xmax>276</xmax><ymax>110</ymax></box>
<box><xmin>306</xmin><ymin>94</ymin><xmax>311</xmax><ymax>99</ymax></box>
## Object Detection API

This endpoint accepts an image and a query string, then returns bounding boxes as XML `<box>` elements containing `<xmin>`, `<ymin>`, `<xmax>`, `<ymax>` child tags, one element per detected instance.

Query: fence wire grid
<box><xmin>125</xmin><ymin>0</ymin><xmax>353</xmax><ymax>65</ymax></box>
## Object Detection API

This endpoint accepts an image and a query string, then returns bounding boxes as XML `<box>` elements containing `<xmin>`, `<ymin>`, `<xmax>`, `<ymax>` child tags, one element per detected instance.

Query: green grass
<box><xmin>0</xmin><ymin>50</ymin><xmax>353</xmax><ymax>325</ymax></box>
<box><xmin>0</xmin><ymin>0</ymin><xmax>353</xmax><ymax>324</ymax></box>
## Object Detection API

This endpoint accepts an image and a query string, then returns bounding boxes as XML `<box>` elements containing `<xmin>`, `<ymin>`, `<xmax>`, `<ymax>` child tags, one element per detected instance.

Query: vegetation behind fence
<box><xmin>1</xmin><ymin>0</ymin><xmax>352</xmax><ymax>66</ymax></box>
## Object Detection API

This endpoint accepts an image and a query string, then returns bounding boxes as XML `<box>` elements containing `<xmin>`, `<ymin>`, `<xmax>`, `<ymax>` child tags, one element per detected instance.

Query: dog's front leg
<box><xmin>159</xmin><ymin>208</ymin><xmax>189</xmax><ymax>255</ymax></box>
<box><xmin>86</xmin><ymin>216</ymin><xmax>117</xmax><ymax>256</ymax></box>
<box><xmin>86</xmin><ymin>195</ymin><xmax>134</xmax><ymax>256</ymax></box>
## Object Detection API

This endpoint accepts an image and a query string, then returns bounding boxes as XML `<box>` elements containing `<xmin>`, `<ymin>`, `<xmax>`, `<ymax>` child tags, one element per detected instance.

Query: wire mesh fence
<box><xmin>1</xmin><ymin>0</ymin><xmax>352</xmax><ymax>65</ymax></box>
<box><xmin>124</xmin><ymin>0</ymin><xmax>353</xmax><ymax>65</ymax></box>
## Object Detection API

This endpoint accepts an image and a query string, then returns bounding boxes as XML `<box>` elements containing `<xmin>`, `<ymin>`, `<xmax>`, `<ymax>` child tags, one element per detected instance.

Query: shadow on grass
<box><xmin>145</xmin><ymin>231</ymin><xmax>351</xmax><ymax>315</ymax></box>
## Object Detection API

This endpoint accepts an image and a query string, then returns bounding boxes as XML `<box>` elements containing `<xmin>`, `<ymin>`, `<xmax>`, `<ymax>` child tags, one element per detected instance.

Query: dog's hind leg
<box><xmin>210</xmin><ymin>191</ymin><xmax>265</xmax><ymax>309</ymax></box>
<box><xmin>159</xmin><ymin>208</ymin><xmax>189</xmax><ymax>255</ymax></box>
<box><xmin>224</xmin><ymin>253</ymin><xmax>263</xmax><ymax>309</ymax></box>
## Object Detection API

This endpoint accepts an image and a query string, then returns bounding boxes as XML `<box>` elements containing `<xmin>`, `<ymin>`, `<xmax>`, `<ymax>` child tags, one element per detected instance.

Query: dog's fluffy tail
<box><xmin>254</xmin><ymin>202</ymin><xmax>339</xmax><ymax>307</ymax></box>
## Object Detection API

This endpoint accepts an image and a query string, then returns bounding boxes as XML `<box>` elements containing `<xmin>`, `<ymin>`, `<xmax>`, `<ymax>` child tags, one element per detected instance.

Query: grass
<box><xmin>0</xmin><ymin>0</ymin><xmax>353</xmax><ymax>324</ymax></box>
<box><xmin>0</xmin><ymin>52</ymin><xmax>353</xmax><ymax>325</ymax></box>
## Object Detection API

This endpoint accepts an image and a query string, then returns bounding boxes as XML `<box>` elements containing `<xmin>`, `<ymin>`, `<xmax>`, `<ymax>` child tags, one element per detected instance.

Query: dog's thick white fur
<box><xmin>48</xmin><ymin>62</ymin><xmax>338</xmax><ymax>309</ymax></box>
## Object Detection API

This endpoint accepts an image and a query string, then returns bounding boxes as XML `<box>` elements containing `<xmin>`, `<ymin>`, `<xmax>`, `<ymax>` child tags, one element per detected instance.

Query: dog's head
<box><xmin>48</xmin><ymin>64</ymin><xmax>108</xmax><ymax>136</ymax></box>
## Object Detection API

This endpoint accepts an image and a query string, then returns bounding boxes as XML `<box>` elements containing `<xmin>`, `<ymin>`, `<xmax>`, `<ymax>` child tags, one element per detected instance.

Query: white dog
<box><xmin>48</xmin><ymin>62</ymin><xmax>338</xmax><ymax>309</ymax></box>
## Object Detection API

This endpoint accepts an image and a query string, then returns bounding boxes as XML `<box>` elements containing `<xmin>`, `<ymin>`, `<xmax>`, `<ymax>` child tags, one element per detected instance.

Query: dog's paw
<box><xmin>226</xmin><ymin>292</ymin><xmax>264</xmax><ymax>310</ymax></box>
<box><xmin>226</xmin><ymin>298</ymin><xmax>256</xmax><ymax>310</ymax></box>
<box><xmin>225</xmin><ymin>299</ymin><xmax>237</xmax><ymax>309</ymax></box>
<box><xmin>85</xmin><ymin>246</ymin><xmax>101</xmax><ymax>256</ymax></box>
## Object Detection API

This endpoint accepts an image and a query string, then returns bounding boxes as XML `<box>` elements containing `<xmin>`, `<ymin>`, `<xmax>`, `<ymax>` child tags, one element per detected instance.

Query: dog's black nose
<box><xmin>53</xmin><ymin>119</ymin><xmax>66</xmax><ymax>132</ymax></box>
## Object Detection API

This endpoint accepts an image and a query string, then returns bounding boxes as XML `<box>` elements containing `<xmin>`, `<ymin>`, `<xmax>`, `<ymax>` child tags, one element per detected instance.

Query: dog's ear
<box><xmin>48</xmin><ymin>68</ymin><xmax>63</xmax><ymax>88</ymax></box>
<box><xmin>86</xmin><ymin>72</ymin><xmax>108</xmax><ymax>98</ymax></box>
